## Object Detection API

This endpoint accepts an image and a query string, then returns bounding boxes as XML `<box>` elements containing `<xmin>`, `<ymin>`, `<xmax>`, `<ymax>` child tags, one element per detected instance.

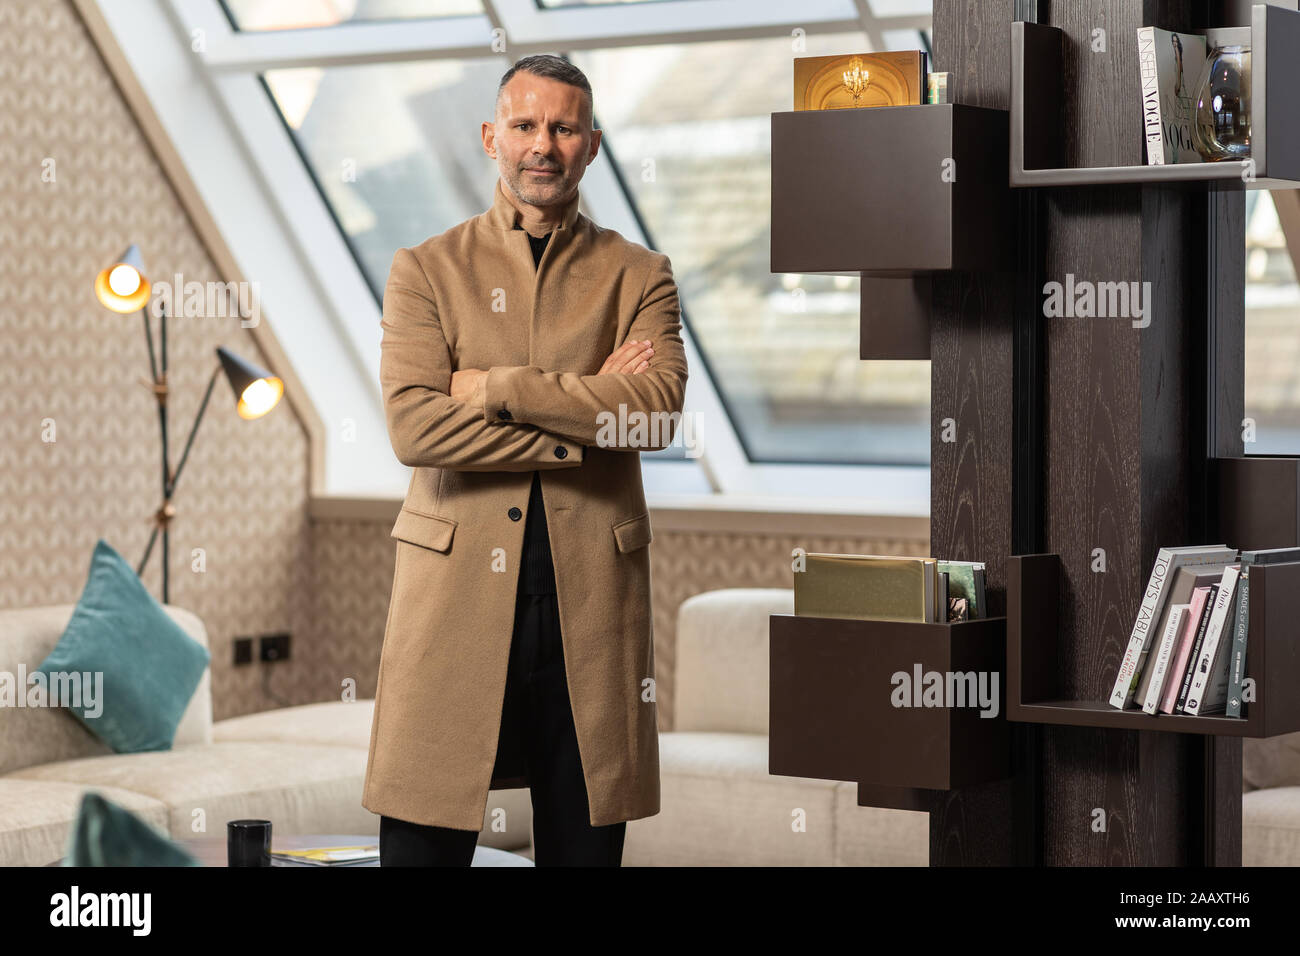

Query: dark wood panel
<box><xmin>1039</xmin><ymin>0</ymin><xmax>1169</xmax><ymax>857</ymax></box>
<box><xmin>1036</xmin><ymin>0</ymin><xmax>1236</xmax><ymax>866</ymax></box>
<box><xmin>928</xmin><ymin>0</ymin><xmax>1021</xmax><ymax>866</ymax></box>
<box><xmin>858</xmin><ymin>784</ymin><xmax>940</xmax><ymax>812</ymax></box>
<box><xmin>770</xmin><ymin>106</ymin><xmax>1012</xmax><ymax>275</ymax></box>
<box><xmin>1209</xmin><ymin>737</ymin><xmax>1243</xmax><ymax>866</ymax></box>
<box><xmin>861</xmin><ymin>276</ymin><xmax>931</xmax><ymax>360</ymax></box>
<box><xmin>1212</xmin><ymin>457</ymin><xmax>1300</xmax><ymax>550</ymax></box>
<box><xmin>768</xmin><ymin>614</ymin><xmax>1010</xmax><ymax>791</ymax></box>
<box><xmin>929</xmin><ymin>271</ymin><xmax>1015</xmax><ymax>618</ymax></box>
<box><xmin>1207</xmin><ymin>181</ymin><xmax>1245</xmax><ymax>867</ymax></box>
<box><xmin>1042</xmin><ymin>186</ymin><xmax>1144</xmax><ymax>707</ymax></box>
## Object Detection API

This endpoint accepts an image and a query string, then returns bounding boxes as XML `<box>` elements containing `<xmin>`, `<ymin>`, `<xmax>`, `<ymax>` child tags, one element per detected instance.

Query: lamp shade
<box><xmin>94</xmin><ymin>244</ymin><xmax>151</xmax><ymax>313</ymax></box>
<box><xmin>217</xmin><ymin>346</ymin><xmax>284</xmax><ymax>420</ymax></box>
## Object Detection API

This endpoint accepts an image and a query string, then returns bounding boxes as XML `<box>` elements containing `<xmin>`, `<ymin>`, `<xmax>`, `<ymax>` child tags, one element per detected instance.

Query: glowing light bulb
<box><xmin>108</xmin><ymin>265</ymin><xmax>141</xmax><ymax>297</ymax></box>
<box><xmin>240</xmin><ymin>378</ymin><xmax>281</xmax><ymax>418</ymax></box>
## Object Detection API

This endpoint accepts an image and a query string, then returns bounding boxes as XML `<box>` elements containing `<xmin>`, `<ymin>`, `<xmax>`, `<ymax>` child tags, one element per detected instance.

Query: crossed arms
<box><xmin>480</xmin><ymin>252</ymin><xmax>688</xmax><ymax>450</ymax></box>
<box><xmin>379</xmin><ymin>245</ymin><xmax>688</xmax><ymax>472</ymax></box>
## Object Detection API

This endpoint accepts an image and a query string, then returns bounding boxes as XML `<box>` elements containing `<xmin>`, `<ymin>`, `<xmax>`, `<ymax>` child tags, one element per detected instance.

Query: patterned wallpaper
<box><xmin>317</xmin><ymin>523</ymin><xmax>931</xmax><ymax>732</ymax></box>
<box><xmin>0</xmin><ymin>0</ymin><xmax>314</xmax><ymax>721</ymax></box>
<box><xmin>1</xmin><ymin>0</ymin><xmax>929</xmax><ymax>730</ymax></box>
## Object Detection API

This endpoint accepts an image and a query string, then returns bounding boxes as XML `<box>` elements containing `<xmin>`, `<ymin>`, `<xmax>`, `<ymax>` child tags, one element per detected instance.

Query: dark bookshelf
<box><xmin>769</xmin><ymin>613</ymin><xmax>1009</xmax><ymax>800</ymax></box>
<box><xmin>770</xmin><ymin>103</ymin><xmax>1012</xmax><ymax>359</ymax></box>
<box><xmin>1011</xmin><ymin>4</ymin><xmax>1300</xmax><ymax>188</ymax></box>
<box><xmin>765</xmin><ymin>0</ymin><xmax>1286</xmax><ymax>865</ymax></box>
<box><xmin>1007</xmin><ymin>553</ymin><xmax>1300</xmax><ymax>738</ymax></box>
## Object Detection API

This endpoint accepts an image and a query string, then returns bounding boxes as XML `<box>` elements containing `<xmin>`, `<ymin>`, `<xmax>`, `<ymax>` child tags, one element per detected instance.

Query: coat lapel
<box><xmin>480</xmin><ymin>178</ymin><xmax>601</xmax><ymax>370</ymax></box>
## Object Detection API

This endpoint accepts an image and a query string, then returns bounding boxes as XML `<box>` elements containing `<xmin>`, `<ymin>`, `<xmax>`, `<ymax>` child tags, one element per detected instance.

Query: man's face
<box><xmin>484</xmin><ymin>72</ymin><xmax>600</xmax><ymax>210</ymax></box>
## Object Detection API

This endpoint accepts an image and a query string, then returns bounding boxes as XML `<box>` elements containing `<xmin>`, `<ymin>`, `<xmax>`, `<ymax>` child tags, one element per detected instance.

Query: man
<box><xmin>362</xmin><ymin>54</ymin><xmax>688</xmax><ymax>866</ymax></box>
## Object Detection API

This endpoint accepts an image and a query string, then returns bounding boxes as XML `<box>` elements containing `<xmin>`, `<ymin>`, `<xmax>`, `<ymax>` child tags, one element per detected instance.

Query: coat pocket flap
<box><xmin>391</xmin><ymin>507</ymin><xmax>457</xmax><ymax>553</ymax></box>
<box><xmin>612</xmin><ymin>512</ymin><xmax>653</xmax><ymax>553</ymax></box>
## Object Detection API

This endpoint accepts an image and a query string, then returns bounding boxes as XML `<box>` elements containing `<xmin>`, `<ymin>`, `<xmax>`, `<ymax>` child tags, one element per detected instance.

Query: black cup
<box><xmin>227</xmin><ymin>819</ymin><xmax>272</xmax><ymax>867</ymax></box>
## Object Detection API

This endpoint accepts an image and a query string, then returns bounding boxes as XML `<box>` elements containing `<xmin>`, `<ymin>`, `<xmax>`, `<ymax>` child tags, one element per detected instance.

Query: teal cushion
<box><xmin>63</xmin><ymin>791</ymin><xmax>199</xmax><ymax>866</ymax></box>
<box><xmin>34</xmin><ymin>538</ymin><xmax>210</xmax><ymax>753</ymax></box>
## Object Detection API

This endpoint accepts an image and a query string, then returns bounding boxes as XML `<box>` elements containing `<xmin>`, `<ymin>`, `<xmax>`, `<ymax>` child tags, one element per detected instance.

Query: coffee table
<box><xmin>50</xmin><ymin>834</ymin><xmax>534</xmax><ymax>866</ymax></box>
<box><xmin>186</xmin><ymin>834</ymin><xmax>534</xmax><ymax>866</ymax></box>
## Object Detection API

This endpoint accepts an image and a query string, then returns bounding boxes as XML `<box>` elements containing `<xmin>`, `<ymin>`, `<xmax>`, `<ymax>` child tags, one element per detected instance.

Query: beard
<box><xmin>505</xmin><ymin>162</ymin><xmax>570</xmax><ymax>205</ymax></box>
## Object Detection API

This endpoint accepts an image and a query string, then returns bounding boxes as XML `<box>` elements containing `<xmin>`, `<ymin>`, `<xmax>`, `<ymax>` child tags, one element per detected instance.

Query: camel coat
<box><xmin>361</xmin><ymin>177</ymin><xmax>688</xmax><ymax>830</ymax></box>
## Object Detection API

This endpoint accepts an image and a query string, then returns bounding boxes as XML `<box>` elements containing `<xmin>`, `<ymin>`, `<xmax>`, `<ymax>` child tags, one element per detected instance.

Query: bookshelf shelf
<box><xmin>1010</xmin><ymin>5</ymin><xmax>1300</xmax><ymax>189</ymax></box>
<box><xmin>770</xmin><ymin>103</ymin><xmax>1013</xmax><ymax>359</ymax></box>
<box><xmin>1007</xmin><ymin>553</ymin><xmax>1300</xmax><ymax>738</ymax></box>
<box><xmin>1009</xmin><ymin>699</ymin><xmax>1264</xmax><ymax>736</ymax></box>
<box><xmin>768</xmin><ymin>612</ymin><xmax>1010</xmax><ymax>806</ymax></box>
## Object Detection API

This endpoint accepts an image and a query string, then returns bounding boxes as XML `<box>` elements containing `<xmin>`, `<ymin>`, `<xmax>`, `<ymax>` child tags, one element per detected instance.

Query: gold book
<box><xmin>794</xmin><ymin>553</ymin><xmax>937</xmax><ymax>623</ymax></box>
<box><xmin>793</xmin><ymin>52</ymin><xmax>928</xmax><ymax>111</ymax></box>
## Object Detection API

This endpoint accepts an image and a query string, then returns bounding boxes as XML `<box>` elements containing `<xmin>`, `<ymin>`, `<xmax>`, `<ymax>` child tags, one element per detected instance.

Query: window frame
<box><xmin>90</xmin><ymin>0</ymin><xmax>934</xmax><ymax>513</ymax></box>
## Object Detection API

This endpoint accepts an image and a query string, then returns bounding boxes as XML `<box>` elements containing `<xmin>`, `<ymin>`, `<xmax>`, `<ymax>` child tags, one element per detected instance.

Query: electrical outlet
<box><xmin>260</xmin><ymin>632</ymin><xmax>291</xmax><ymax>664</ymax></box>
<box><xmin>233</xmin><ymin>637</ymin><xmax>254</xmax><ymax>666</ymax></box>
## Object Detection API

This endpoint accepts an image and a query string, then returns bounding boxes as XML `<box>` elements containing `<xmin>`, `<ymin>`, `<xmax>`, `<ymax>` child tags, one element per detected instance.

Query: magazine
<box><xmin>1138</xmin><ymin>26</ymin><xmax>1207</xmax><ymax>165</ymax></box>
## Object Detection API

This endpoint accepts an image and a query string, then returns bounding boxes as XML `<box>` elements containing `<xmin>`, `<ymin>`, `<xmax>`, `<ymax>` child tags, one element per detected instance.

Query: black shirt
<box><xmin>515</xmin><ymin>225</ymin><xmax>556</xmax><ymax>594</ymax></box>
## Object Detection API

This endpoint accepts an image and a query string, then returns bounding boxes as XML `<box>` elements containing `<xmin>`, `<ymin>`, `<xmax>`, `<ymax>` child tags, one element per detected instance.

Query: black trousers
<box><xmin>379</xmin><ymin>589</ymin><xmax>626</xmax><ymax>866</ymax></box>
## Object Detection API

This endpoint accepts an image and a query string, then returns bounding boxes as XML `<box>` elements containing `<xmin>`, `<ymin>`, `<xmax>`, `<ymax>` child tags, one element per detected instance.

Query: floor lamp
<box><xmin>94</xmin><ymin>244</ymin><xmax>285</xmax><ymax>605</ymax></box>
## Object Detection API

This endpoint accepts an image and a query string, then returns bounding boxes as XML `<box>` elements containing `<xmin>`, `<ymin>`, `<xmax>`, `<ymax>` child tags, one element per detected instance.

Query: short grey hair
<box><xmin>496</xmin><ymin>54</ymin><xmax>593</xmax><ymax>128</ymax></box>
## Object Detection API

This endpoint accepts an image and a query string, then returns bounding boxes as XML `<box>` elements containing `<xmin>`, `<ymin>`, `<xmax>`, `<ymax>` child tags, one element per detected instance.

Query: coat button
<box><xmin>554</xmin><ymin>445</ymin><xmax>567</xmax><ymax>459</ymax></box>
<box><xmin>508</xmin><ymin>507</ymin><xmax>522</xmax><ymax>521</ymax></box>
<box><xmin>497</xmin><ymin>409</ymin><xmax>513</xmax><ymax>421</ymax></box>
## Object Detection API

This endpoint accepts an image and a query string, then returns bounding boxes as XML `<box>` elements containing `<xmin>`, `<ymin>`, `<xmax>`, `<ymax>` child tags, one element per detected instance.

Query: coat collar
<box><xmin>485</xmin><ymin>176</ymin><xmax>582</xmax><ymax>233</ymax></box>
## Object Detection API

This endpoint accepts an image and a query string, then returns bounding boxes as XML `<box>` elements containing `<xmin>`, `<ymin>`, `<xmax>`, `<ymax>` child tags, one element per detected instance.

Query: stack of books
<box><xmin>793</xmin><ymin>554</ymin><xmax>987</xmax><ymax>624</ymax></box>
<box><xmin>1108</xmin><ymin>545</ymin><xmax>1300</xmax><ymax>717</ymax></box>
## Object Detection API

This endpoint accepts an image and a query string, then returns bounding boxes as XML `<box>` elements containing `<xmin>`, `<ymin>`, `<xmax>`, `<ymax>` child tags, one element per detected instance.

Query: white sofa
<box><xmin>1243</xmin><ymin>730</ymin><xmax>1300</xmax><ymax>864</ymax></box>
<box><xmin>1</xmin><ymin>593</ymin><xmax>927</xmax><ymax>868</ymax></box>
<box><xmin>0</xmin><ymin>604</ymin><xmax>532</xmax><ymax>866</ymax></box>
<box><xmin>625</xmin><ymin>587</ymin><xmax>1300</xmax><ymax>867</ymax></box>
<box><xmin>7</xmin><ymin>594</ymin><xmax>1291</xmax><ymax>866</ymax></box>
